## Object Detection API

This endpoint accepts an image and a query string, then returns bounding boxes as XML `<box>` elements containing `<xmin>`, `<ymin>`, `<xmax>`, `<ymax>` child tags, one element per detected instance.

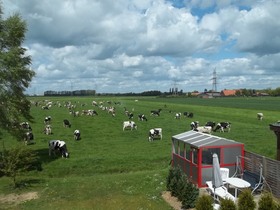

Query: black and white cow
<box><xmin>49</xmin><ymin>140</ymin><xmax>69</xmax><ymax>158</ymax></box>
<box><xmin>175</xmin><ymin>113</ymin><xmax>181</xmax><ymax>119</ymax></box>
<box><xmin>257</xmin><ymin>113</ymin><xmax>264</xmax><ymax>120</ymax></box>
<box><xmin>44</xmin><ymin>116</ymin><xmax>52</xmax><ymax>124</ymax></box>
<box><xmin>214</xmin><ymin>122</ymin><xmax>231</xmax><ymax>132</ymax></box>
<box><xmin>123</xmin><ymin>121</ymin><xmax>137</xmax><ymax>131</ymax></box>
<box><xmin>190</xmin><ymin>121</ymin><xmax>199</xmax><ymax>130</ymax></box>
<box><xmin>188</xmin><ymin>112</ymin><xmax>194</xmax><ymax>118</ymax></box>
<box><xmin>138</xmin><ymin>114</ymin><xmax>148</xmax><ymax>121</ymax></box>
<box><xmin>43</xmin><ymin>124</ymin><xmax>52</xmax><ymax>135</ymax></box>
<box><xmin>205</xmin><ymin>121</ymin><xmax>216</xmax><ymax>129</ymax></box>
<box><xmin>150</xmin><ymin>109</ymin><xmax>162</xmax><ymax>116</ymax></box>
<box><xmin>127</xmin><ymin>112</ymin><xmax>134</xmax><ymax>120</ymax></box>
<box><xmin>74</xmin><ymin>129</ymin><xmax>81</xmax><ymax>140</ymax></box>
<box><xmin>20</xmin><ymin>122</ymin><xmax>32</xmax><ymax>131</ymax></box>
<box><xmin>148</xmin><ymin>128</ymin><xmax>162</xmax><ymax>141</ymax></box>
<box><xmin>24</xmin><ymin>131</ymin><xmax>35</xmax><ymax>145</ymax></box>
<box><xmin>63</xmin><ymin>119</ymin><xmax>71</xmax><ymax>128</ymax></box>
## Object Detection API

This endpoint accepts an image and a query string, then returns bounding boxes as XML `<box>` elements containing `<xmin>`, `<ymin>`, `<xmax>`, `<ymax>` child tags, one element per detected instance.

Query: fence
<box><xmin>244</xmin><ymin>150</ymin><xmax>280</xmax><ymax>198</ymax></box>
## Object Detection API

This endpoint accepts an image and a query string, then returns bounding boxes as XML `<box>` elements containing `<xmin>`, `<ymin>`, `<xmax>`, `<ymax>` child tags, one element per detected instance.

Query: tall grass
<box><xmin>0</xmin><ymin>96</ymin><xmax>279</xmax><ymax>209</ymax></box>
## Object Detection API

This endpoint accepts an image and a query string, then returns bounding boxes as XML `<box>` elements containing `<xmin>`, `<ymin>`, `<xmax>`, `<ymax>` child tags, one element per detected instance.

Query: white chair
<box><xmin>206</xmin><ymin>181</ymin><xmax>236</xmax><ymax>203</ymax></box>
<box><xmin>220</xmin><ymin>168</ymin><xmax>229</xmax><ymax>180</ymax></box>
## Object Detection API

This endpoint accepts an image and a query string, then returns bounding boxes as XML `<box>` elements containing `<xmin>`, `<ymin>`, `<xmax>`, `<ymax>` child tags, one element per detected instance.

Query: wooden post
<box><xmin>269</xmin><ymin>123</ymin><xmax>280</xmax><ymax>161</ymax></box>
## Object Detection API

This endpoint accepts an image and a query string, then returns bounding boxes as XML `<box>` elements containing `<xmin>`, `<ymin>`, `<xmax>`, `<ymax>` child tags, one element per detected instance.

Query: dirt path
<box><xmin>0</xmin><ymin>191</ymin><xmax>39</xmax><ymax>208</ymax></box>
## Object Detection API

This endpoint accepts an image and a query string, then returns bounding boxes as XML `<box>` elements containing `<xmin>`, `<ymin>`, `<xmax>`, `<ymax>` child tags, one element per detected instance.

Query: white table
<box><xmin>225</xmin><ymin>177</ymin><xmax>251</xmax><ymax>198</ymax></box>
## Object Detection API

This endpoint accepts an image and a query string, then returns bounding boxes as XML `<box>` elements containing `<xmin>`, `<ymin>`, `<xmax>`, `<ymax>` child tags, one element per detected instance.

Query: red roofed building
<box><xmin>221</xmin><ymin>89</ymin><xmax>237</xmax><ymax>96</ymax></box>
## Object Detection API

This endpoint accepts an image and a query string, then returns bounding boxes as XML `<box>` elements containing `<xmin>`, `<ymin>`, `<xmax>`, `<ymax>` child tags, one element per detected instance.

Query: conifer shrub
<box><xmin>219</xmin><ymin>198</ymin><xmax>236</xmax><ymax>210</ymax></box>
<box><xmin>258</xmin><ymin>192</ymin><xmax>277</xmax><ymax>210</ymax></box>
<box><xmin>166</xmin><ymin>166</ymin><xmax>199</xmax><ymax>209</ymax></box>
<box><xmin>237</xmin><ymin>189</ymin><xmax>256</xmax><ymax>210</ymax></box>
<box><xmin>195</xmin><ymin>194</ymin><xmax>214</xmax><ymax>210</ymax></box>
<box><xmin>180</xmin><ymin>176</ymin><xmax>199</xmax><ymax>209</ymax></box>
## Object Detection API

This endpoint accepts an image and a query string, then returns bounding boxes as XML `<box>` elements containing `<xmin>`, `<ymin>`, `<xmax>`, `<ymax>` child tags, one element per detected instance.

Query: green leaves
<box><xmin>0</xmin><ymin>6</ymin><xmax>35</xmax><ymax>140</ymax></box>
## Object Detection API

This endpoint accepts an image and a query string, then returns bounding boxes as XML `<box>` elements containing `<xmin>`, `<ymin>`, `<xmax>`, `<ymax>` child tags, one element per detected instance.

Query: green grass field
<box><xmin>0</xmin><ymin>96</ymin><xmax>279</xmax><ymax>209</ymax></box>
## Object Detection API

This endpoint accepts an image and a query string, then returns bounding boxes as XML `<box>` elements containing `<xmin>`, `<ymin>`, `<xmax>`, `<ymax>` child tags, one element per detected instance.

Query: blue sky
<box><xmin>2</xmin><ymin>0</ymin><xmax>280</xmax><ymax>94</ymax></box>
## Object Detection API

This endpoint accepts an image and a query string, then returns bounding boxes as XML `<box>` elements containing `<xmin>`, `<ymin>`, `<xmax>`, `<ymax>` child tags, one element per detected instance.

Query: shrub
<box><xmin>166</xmin><ymin>166</ymin><xmax>199</xmax><ymax>209</ymax></box>
<box><xmin>220</xmin><ymin>198</ymin><xmax>236</xmax><ymax>210</ymax></box>
<box><xmin>258</xmin><ymin>192</ymin><xmax>277</xmax><ymax>210</ymax></box>
<box><xmin>180</xmin><ymin>177</ymin><xmax>199</xmax><ymax>209</ymax></box>
<box><xmin>237</xmin><ymin>189</ymin><xmax>256</xmax><ymax>210</ymax></box>
<box><xmin>0</xmin><ymin>147</ymin><xmax>39</xmax><ymax>187</ymax></box>
<box><xmin>195</xmin><ymin>194</ymin><xmax>214</xmax><ymax>210</ymax></box>
<box><xmin>166</xmin><ymin>166</ymin><xmax>183</xmax><ymax>197</ymax></box>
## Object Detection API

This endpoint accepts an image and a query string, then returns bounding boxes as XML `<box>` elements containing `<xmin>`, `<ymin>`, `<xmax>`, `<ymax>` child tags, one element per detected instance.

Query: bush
<box><xmin>180</xmin><ymin>177</ymin><xmax>199</xmax><ymax>209</ymax></box>
<box><xmin>166</xmin><ymin>166</ymin><xmax>183</xmax><ymax>197</ymax></box>
<box><xmin>0</xmin><ymin>146</ymin><xmax>39</xmax><ymax>187</ymax></box>
<box><xmin>258</xmin><ymin>192</ymin><xmax>277</xmax><ymax>210</ymax></box>
<box><xmin>237</xmin><ymin>189</ymin><xmax>256</xmax><ymax>210</ymax></box>
<box><xmin>166</xmin><ymin>166</ymin><xmax>199</xmax><ymax>209</ymax></box>
<box><xmin>195</xmin><ymin>194</ymin><xmax>214</xmax><ymax>210</ymax></box>
<box><xmin>220</xmin><ymin>198</ymin><xmax>236</xmax><ymax>210</ymax></box>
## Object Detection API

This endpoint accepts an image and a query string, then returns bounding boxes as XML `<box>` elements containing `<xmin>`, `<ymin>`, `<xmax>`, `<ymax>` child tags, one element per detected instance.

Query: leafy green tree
<box><xmin>0</xmin><ymin>147</ymin><xmax>39</xmax><ymax>187</ymax></box>
<box><xmin>0</xmin><ymin>6</ymin><xmax>35</xmax><ymax>141</ymax></box>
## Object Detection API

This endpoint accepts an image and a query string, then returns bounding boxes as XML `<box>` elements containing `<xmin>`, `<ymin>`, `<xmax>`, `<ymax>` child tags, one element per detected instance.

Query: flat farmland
<box><xmin>0</xmin><ymin>96</ymin><xmax>279</xmax><ymax>210</ymax></box>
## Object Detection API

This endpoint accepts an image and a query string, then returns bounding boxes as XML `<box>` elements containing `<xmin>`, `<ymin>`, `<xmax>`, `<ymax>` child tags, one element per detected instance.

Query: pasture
<box><xmin>0</xmin><ymin>96</ymin><xmax>279</xmax><ymax>209</ymax></box>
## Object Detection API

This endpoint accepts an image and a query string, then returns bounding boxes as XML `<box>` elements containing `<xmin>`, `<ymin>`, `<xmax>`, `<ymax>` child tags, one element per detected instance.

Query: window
<box><xmin>202</xmin><ymin>148</ymin><xmax>221</xmax><ymax>165</ymax></box>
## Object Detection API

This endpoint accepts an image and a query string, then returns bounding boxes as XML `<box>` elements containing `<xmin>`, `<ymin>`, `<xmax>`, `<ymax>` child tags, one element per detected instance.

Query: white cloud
<box><xmin>1</xmin><ymin>0</ymin><xmax>280</xmax><ymax>94</ymax></box>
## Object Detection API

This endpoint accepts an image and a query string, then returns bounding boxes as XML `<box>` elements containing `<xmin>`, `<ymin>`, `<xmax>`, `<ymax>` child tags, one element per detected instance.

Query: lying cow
<box><xmin>148</xmin><ymin>128</ymin><xmax>162</xmax><ymax>141</ymax></box>
<box><xmin>138</xmin><ymin>114</ymin><xmax>148</xmax><ymax>121</ymax></box>
<box><xmin>257</xmin><ymin>113</ymin><xmax>264</xmax><ymax>120</ymax></box>
<box><xmin>63</xmin><ymin>119</ymin><xmax>71</xmax><ymax>128</ymax></box>
<box><xmin>74</xmin><ymin>129</ymin><xmax>81</xmax><ymax>140</ymax></box>
<box><xmin>150</xmin><ymin>109</ymin><xmax>161</xmax><ymax>116</ymax></box>
<box><xmin>194</xmin><ymin>126</ymin><xmax>212</xmax><ymax>134</ymax></box>
<box><xmin>214</xmin><ymin>122</ymin><xmax>231</xmax><ymax>132</ymax></box>
<box><xmin>123</xmin><ymin>121</ymin><xmax>137</xmax><ymax>131</ymax></box>
<box><xmin>49</xmin><ymin>140</ymin><xmax>69</xmax><ymax>158</ymax></box>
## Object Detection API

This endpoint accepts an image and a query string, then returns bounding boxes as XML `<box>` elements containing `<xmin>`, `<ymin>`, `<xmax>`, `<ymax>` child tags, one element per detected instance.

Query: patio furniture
<box><xmin>224</xmin><ymin>177</ymin><xmax>251</xmax><ymax>198</ymax></box>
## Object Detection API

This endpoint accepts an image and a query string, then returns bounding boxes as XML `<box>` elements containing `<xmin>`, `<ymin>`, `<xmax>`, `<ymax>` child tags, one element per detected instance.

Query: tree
<box><xmin>0</xmin><ymin>6</ymin><xmax>35</xmax><ymax>141</ymax></box>
<box><xmin>0</xmin><ymin>146</ymin><xmax>39</xmax><ymax>187</ymax></box>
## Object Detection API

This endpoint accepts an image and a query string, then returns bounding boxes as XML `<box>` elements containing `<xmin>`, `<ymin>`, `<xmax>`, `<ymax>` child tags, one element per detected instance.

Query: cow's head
<box><xmin>60</xmin><ymin>145</ymin><xmax>69</xmax><ymax>158</ymax></box>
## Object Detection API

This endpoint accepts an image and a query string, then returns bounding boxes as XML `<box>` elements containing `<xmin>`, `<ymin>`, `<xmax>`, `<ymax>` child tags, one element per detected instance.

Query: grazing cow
<box><xmin>194</xmin><ymin>126</ymin><xmax>212</xmax><ymax>134</ymax></box>
<box><xmin>205</xmin><ymin>121</ymin><xmax>216</xmax><ymax>129</ymax></box>
<box><xmin>44</xmin><ymin>116</ymin><xmax>52</xmax><ymax>124</ymax></box>
<box><xmin>150</xmin><ymin>109</ymin><xmax>162</xmax><ymax>116</ymax></box>
<box><xmin>214</xmin><ymin>122</ymin><xmax>231</xmax><ymax>132</ymax></box>
<box><xmin>63</xmin><ymin>119</ymin><xmax>71</xmax><ymax>128</ymax></box>
<box><xmin>187</xmin><ymin>112</ymin><xmax>194</xmax><ymax>118</ymax></box>
<box><xmin>49</xmin><ymin>140</ymin><xmax>69</xmax><ymax>158</ymax></box>
<box><xmin>183</xmin><ymin>112</ymin><xmax>194</xmax><ymax>118</ymax></box>
<box><xmin>44</xmin><ymin>125</ymin><xmax>52</xmax><ymax>135</ymax></box>
<box><xmin>74</xmin><ymin>130</ymin><xmax>81</xmax><ymax>140</ymax></box>
<box><xmin>123</xmin><ymin>121</ymin><xmax>137</xmax><ymax>131</ymax></box>
<box><xmin>148</xmin><ymin>128</ymin><xmax>162</xmax><ymax>141</ymax></box>
<box><xmin>257</xmin><ymin>113</ymin><xmax>264</xmax><ymax>120</ymax></box>
<box><xmin>138</xmin><ymin>114</ymin><xmax>148</xmax><ymax>121</ymax></box>
<box><xmin>175</xmin><ymin>113</ymin><xmax>181</xmax><ymax>119</ymax></box>
<box><xmin>127</xmin><ymin>112</ymin><xmax>134</xmax><ymax>120</ymax></box>
<box><xmin>24</xmin><ymin>131</ymin><xmax>35</xmax><ymax>145</ymax></box>
<box><xmin>190</xmin><ymin>121</ymin><xmax>199</xmax><ymax>130</ymax></box>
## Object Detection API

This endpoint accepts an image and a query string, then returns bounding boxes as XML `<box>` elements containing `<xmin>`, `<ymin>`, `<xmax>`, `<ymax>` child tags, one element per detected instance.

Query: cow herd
<box><xmin>23</xmin><ymin>99</ymin><xmax>264</xmax><ymax>159</ymax></box>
